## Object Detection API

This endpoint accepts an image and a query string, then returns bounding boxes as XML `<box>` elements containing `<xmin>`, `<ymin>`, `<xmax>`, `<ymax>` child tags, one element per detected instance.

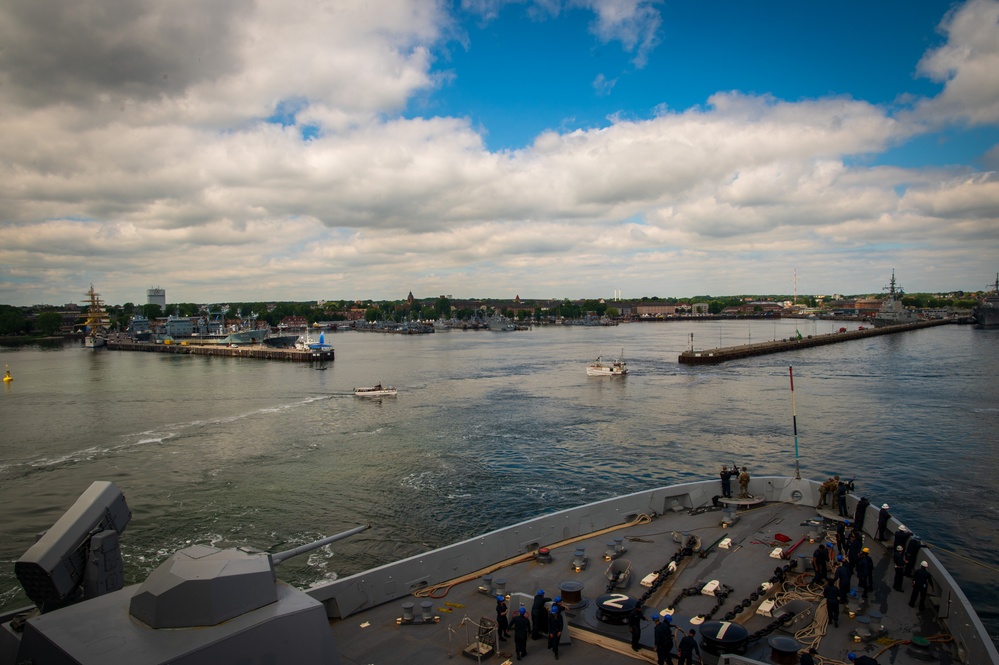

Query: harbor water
<box><xmin>1</xmin><ymin>319</ymin><xmax>996</xmax><ymax>646</ymax></box>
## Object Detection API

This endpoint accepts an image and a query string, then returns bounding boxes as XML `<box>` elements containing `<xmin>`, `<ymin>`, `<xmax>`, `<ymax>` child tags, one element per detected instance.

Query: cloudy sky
<box><xmin>1</xmin><ymin>0</ymin><xmax>998</xmax><ymax>307</ymax></box>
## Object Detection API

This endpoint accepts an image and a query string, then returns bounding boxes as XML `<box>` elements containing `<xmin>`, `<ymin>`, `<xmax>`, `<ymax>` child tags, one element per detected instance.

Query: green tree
<box><xmin>606</xmin><ymin>306</ymin><xmax>620</xmax><ymax>318</ymax></box>
<box><xmin>434</xmin><ymin>296</ymin><xmax>451</xmax><ymax>318</ymax></box>
<box><xmin>164</xmin><ymin>303</ymin><xmax>198</xmax><ymax>317</ymax></box>
<box><xmin>112</xmin><ymin>302</ymin><xmax>136</xmax><ymax>331</ymax></box>
<box><xmin>141</xmin><ymin>304</ymin><xmax>163</xmax><ymax>319</ymax></box>
<box><xmin>35</xmin><ymin>312</ymin><xmax>63</xmax><ymax>336</ymax></box>
<box><xmin>557</xmin><ymin>299</ymin><xmax>581</xmax><ymax>319</ymax></box>
<box><xmin>0</xmin><ymin>308</ymin><xmax>27</xmax><ymax>335</ymax></box>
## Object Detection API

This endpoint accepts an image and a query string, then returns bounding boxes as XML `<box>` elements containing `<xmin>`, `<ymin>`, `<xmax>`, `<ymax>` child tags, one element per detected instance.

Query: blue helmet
<box><xmin>551</xmin><ymin>606</ymin><xmax>559</xmax><ymax>614</ymax></box>
<box><xmin>537</xmin><ymin>589</ymin><xmax>544</xmax><ymax>595</ymax></box>
<box><xmin>848</xmin><ymin>655</ymin><xmax>857</xmax><ymax>661</ymax></box>
<box><xmin>844</xmin><ymin>519</ymin><xmax>851</xmax><ymax>525</ymax></box>
<box><xmin>554</xmin><ymin>596</ymin><xmax>561</xmax><ymax>602</ymax></box>
<box><xmin>836</xmin><ymin>554</ymin><xmax>844</xmax><ymax>561</ymax></box>
<box><xmin>497</xmin><ymin>595</ymin><xmax>505</xmax><ymax>601</ymax></box>
<box><xmin>519</xmin><ymin>607</ymin><xmax>526</xmax><ymax>614</ymax></box>
<box><xmin>664</xmin><ymin>614</ymin><xmax>672</xmax><ymax>622</ymax></box>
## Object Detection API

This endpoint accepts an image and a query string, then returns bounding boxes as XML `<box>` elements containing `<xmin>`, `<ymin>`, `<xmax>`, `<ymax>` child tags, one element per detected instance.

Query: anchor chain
<box><xmin>746</xmin><ymin>609</ymin><xmax>796</xmax><ymax>642</ymax></box>
<box><xmin>666</xmin><ymin>582</ymin><xmax>736</xmax><ymax>621</ymax></box>
<box><xmin>626</xmin><ymin>535</ymin><xmax>698</xmax><ymax>603</ymax></box>
<box><xmin>720</xmin><ymin>565</ymin><xmax>792</xmax><ymax>622</ymax></box>
<box><xmin>665</xmin><ymin>564</ymin><xmax>794</xmax><ymax>623</ymax></box>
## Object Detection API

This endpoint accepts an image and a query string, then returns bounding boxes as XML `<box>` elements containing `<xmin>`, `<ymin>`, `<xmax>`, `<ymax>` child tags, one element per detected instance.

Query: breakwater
<box><xmin>677</xmin><ymin>319</ymin><xmax>948</xmax><ymax>364</ymax></box>
<box><xmin>106</xmin><ymin>340</ymin><xmax>333</xmax><ymax>362</ymax></box>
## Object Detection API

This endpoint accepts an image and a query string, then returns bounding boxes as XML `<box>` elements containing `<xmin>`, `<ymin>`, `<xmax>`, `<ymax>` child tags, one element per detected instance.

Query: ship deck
<box><xmin>327</xmin><ymin>495</ymin><xmax>978</xmax><ymax>665</ymax></box>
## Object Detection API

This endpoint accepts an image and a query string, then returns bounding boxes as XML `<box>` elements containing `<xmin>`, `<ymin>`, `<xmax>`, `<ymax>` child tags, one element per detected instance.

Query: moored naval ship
<box><xmin>973</xmin><ymin>274</ymin><xmax>999</xmax><ymax>329</ymax></box>
<box><xmin>2</xmin><ymin>471</ymin><xmax>997</xmax><ymax>664</ymax></box>
<box><xmin>871</xmin><ymin>271</ymin><xmax>920</xmax><ymax>328</ymax></box>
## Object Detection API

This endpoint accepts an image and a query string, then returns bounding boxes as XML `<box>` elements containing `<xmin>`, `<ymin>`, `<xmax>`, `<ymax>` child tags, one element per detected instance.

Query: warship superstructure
<box><xmin>973</xmin><ymin>274</ymin><xmax>999</xmax><ymax>328</ymax></box>
<box><xmin>871</xmin><ymin>271</ymin><xmax>920</xmax><ymax>328</ymax></box>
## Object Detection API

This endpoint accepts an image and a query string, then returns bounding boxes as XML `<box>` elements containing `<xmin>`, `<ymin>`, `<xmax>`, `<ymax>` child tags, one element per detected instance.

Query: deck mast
<box><xmin>789</xmin><ymin>366</ymin><xmax>800</xmax><ymax>480</ymax></box>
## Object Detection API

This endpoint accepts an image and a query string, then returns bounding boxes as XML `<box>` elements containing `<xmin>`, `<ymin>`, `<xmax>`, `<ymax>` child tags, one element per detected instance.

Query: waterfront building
<box><xmin>691</xmin><ymin>302</ymin><xmax>710</xmax><ymax>315</ymax></box>
<box><xmin>855</xmin><ymin>298</ymin><xmax>881</xmax><ymax>318</ymax></box>
<box><xmin>636</xmin><ymin>304</ymin><xmax>677</xmax><ymax>317</ymax></box>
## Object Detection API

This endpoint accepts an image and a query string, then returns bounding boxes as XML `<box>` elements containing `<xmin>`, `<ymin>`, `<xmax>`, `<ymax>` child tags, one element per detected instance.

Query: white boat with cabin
<box><xmin>587</xmin><ymin>352</ymin><xmax>628</xmax><ymax>376</ymax></box>
<box><xmin>353</xmin><ymin>384</ymin><xmax>398</xmax><ymax>397</ymax></box>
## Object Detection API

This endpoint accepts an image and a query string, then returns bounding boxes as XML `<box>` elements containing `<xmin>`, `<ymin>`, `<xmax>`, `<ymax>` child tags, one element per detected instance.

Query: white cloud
<box><xmin>593</xmin><ymin>73</ymin><xmax>618</xmax><ymax>96</ymax></box>
<box><xmin>916</xmin><ymin>0</ymin><xmax>999</xmax><ymax>125</ymax></box>
<box><xmin>0</xmin><ymin>1</ymin><xmax>997</xmax><ymax>306</ymax></box>
<box><xmin>574</xmin><ymin>0</ymin><xmax>661</xmax><ymax>67</ymax></box>
<box><xmin>458</xmin><ymin>0</ymin><xmax>661</xmax><ymax>65</ymax></box>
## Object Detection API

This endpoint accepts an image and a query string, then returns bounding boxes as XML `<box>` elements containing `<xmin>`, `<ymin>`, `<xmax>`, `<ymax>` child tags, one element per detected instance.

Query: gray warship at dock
<box><xmin>973</xmin><ymin>273</ymin><xmax>999</xmax><ymax>329</ymax></box>
<box><xmin>2</xmin><ymin>474</ymin><xmax>997</xmax><ymax>664</ymax></box>
<box><xmin>871</xmin><ymin>271</ymin><xmax>920</xmax><ymax>328</ymax></box>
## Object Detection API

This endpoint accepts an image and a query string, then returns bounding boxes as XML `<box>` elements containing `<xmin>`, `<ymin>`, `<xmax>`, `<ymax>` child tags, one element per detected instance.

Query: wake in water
<box><xmin>2</xmin><ymin>395</ymin><xmax>331</xmax><ymax>478</ymax></box>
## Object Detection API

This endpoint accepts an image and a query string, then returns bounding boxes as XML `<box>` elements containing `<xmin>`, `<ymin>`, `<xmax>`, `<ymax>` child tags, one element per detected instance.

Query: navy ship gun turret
<box><xmin>1</xmin><ymin>481</ymin><xmax>367</xmax><ymax>665</ymax></box>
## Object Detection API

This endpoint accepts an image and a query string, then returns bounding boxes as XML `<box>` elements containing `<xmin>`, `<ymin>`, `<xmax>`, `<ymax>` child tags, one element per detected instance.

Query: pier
<box><xmin>106</xmin><ymin>340</ymin><xmax>333</xmax><ymax>363</ymax></box>
<box><xmin>677</xmin><ymin>319</ymin><xmax>948</xmax><ymax>365</ymax></box>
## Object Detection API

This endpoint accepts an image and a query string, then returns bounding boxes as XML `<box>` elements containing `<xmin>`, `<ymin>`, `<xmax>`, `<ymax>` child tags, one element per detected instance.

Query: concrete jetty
<box><xmin>677</xmin><ymin>319</ymin><xmax>948</xmax><ymax>365</ymax></box>
<box><xmin>106</xmin><ymin>340</ymin><xmax>333</xmax><ymax>363</ymax></box>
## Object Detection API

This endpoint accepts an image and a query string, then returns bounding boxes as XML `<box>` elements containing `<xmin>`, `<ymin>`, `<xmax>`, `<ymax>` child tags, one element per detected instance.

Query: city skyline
<box><xmin>1</xmin><ymin>1</ymin><xmax>998</xmax><ymax>307</ymax></box>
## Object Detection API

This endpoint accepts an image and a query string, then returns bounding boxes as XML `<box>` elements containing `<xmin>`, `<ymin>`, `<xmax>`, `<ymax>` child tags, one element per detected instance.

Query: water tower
<box><xmin>147</xmin><ymin>287</ymin><xmax>166</xmax><ymax>308</ymax></box>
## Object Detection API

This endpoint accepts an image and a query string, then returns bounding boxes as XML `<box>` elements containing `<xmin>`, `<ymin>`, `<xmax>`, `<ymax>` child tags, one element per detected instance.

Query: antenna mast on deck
<box><xmin>789</xmin><ymin>366</ymin><xmax>801</xmax><ymax>479</ymax></box>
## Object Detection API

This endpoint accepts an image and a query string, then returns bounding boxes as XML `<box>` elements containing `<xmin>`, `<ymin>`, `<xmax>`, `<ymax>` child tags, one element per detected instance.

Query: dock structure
<box><xmin>106</xmin><ymin>340</ymin><xmax>333</xmax><ymax>363</ymax></box>
<box><xmin>677</xmin><ymin>319</ymin><xmax>948</xmax><ymax>365</ymax></box>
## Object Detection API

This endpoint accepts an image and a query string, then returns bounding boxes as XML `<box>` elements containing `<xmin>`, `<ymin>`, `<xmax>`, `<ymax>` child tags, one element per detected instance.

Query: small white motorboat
<box><xmin>353</xmin><ymin>384</ymin><xmax>398</xmax><ymax>397</ymax></box>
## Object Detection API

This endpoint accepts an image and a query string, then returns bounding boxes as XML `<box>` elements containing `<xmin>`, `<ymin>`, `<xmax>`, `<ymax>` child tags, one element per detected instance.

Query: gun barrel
<box><xmin>271</xmin><ymin>524</ymin><xmax>369</xmax><ymax>565</ymax></box>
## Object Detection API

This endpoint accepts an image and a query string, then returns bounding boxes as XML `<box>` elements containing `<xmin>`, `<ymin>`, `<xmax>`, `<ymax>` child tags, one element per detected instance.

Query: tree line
<box><xmin>0</xmin><ymin>290</ymin><xmax>984</xmax><ymax>337</ymax></box>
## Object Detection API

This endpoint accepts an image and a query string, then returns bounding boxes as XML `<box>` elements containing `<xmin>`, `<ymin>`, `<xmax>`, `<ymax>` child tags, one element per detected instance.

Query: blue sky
<box><xmin>433</xmin><ymin>3</ymin><xmax>956</xmax><ymax>153</ymax></box>
<box><xmin>0</xmin><ymin>0</ymin><xmax>997</xmax><ymax>306</ymax></box>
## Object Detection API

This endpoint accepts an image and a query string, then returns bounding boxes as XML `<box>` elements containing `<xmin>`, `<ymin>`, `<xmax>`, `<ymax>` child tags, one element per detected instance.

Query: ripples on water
<box><xmin>0</xmin><ymin>321</ymin><xmax>996</xmax><ymax>644</ymax></box>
